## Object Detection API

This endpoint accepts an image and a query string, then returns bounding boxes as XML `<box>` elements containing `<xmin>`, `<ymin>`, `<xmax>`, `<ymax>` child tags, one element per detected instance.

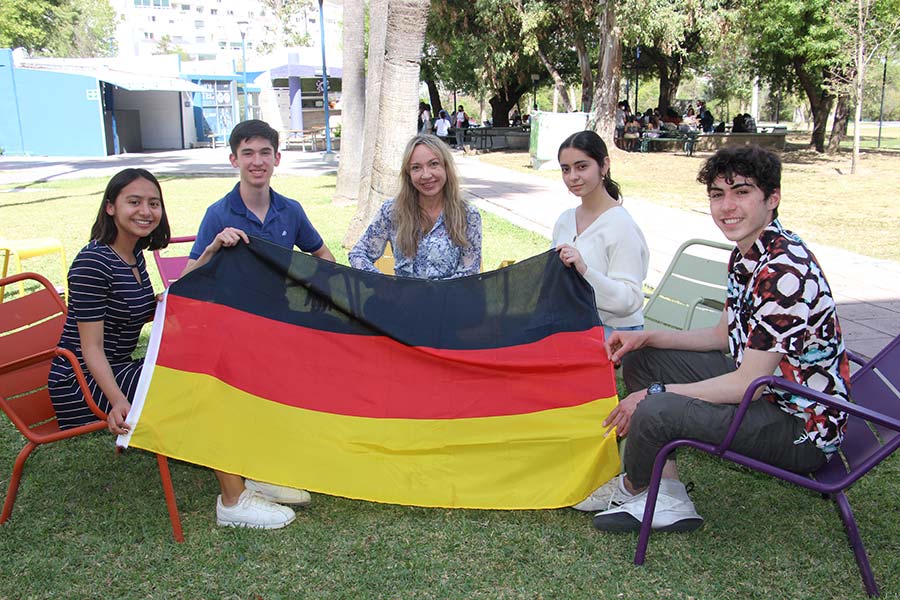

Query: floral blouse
<box><xmin>349</xmin><ymin>198</ymin><xmax>482</xmax><ymax>280</ymax></box>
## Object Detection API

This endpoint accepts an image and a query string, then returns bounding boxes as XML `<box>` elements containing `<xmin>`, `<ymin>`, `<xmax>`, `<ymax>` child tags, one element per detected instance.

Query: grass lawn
<box><xmin>477</xmin><ymin>140</ymin><xmax>900</xmax><ymax>262</ymax></box>
<box><xmin>2</xmin><ymin>174</ymin><xmax>900</xmax><ymax>599</ymax></box>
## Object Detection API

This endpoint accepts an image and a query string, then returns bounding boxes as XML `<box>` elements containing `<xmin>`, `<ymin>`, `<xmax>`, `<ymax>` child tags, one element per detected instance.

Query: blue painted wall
<box><xmin>0</xmin><ymin>49</ymin><xmax>26</xmax><ymax>155</ymax></box>
<box><xmin>0</xmin><ymin>50</ymin><xmax>106</xmax><ymax>156</ymax></box>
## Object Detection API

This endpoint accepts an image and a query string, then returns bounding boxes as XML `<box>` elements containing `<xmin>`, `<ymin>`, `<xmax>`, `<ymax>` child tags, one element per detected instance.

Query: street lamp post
<box><xmin>878</xmin><ymin>55</ymin><xmax>887</xmax><ymax>149</ymax></box>
<box><xmin>530</xmin><ymin>73</ymin><xmax>540</xmax><ymax>111</ymax></box>
<box><xmin>237</xmin><ymin>20</ymin><xmax>249</xmax><ymax>121</ymax></box>
<box><xmin>318</xmin><ymin>0</ymin><xmax>334</xmax><ymax>161</ymax></box>
<box><xmin>634</xmin><ymin>47</ymin><xmax>641</xmax><ymax>114</ymax></box>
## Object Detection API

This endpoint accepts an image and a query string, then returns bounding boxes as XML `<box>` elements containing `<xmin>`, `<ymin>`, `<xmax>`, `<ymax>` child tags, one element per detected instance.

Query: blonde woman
<box><xmin>349</xmin><ymin>134</ymin><xmax>482</xmax><ymax>279</ymax></box>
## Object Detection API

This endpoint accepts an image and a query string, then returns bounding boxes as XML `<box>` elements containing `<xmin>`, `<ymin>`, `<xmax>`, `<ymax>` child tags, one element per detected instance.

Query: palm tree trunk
<box><xmin>333</xmin><ymin>0</ymin><xmax>366</xmax><ymax>204</ymax></box>
<box><xmin>343</xmin><ymin>0</ymin><xmax>430</xmax><ymax>248</ymax></box>
<box><xmin>588</xmin><ymin>0</ymin><xmax>621</xmax><ymax>141</ymax></box>
<box><xmin>342</xmin><ymin>0</ymin><xmax>388</xmax><ymax>247</ymax></box>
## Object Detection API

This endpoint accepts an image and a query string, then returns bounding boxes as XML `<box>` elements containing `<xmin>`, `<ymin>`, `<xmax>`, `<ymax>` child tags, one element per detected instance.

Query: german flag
<box><xmin>121</xmin><ymin>238</ymin><xmax>619</xmax><ymax>509</ymax></box>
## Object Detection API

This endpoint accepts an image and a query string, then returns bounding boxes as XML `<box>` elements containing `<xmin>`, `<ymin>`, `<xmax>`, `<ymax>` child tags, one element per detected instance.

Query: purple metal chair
<box><xmin>634</xmin><ymin>334</ymin><xmax>900</xmax><ymax>597</ymax></box>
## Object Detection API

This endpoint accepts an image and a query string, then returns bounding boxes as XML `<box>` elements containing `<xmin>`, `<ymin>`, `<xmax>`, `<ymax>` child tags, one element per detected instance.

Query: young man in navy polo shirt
<box><xmin>183</xmin><ymin>119</ymin><xmax>335</xmax><ymax>529</ymax></box>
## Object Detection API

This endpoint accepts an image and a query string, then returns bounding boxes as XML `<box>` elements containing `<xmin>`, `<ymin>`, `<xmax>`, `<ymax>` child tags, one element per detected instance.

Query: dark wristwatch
<box><xmin>647</xmin><ymin>382</ymin><xmax>666</xmax><ymax>395</ymax></box>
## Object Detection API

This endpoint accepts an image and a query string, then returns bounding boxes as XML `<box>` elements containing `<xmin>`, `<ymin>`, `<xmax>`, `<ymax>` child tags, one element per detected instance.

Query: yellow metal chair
<box><xmin>0</xmin><ymin>238</ymin><xmax>68</xmax><ymax>302</ymax></box>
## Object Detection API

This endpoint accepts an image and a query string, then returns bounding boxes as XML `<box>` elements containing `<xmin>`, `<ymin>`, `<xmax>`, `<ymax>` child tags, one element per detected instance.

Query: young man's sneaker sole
<box><xmin>592</xmin><ymin>510</ymin><xmax>704</xmax><ymax>533</ymax></box>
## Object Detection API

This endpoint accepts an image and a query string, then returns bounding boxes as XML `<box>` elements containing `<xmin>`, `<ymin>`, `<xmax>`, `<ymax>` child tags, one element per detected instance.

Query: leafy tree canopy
<box><xmin>0</xmin><ymin>0</ymin><xmax>115</xmax><ymax>57</ymax></box>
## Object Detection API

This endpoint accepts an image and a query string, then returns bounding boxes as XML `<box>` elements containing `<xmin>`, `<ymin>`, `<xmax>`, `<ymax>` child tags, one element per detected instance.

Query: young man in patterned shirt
<box><xmin>575</xmin><ymin>145</ymin><xmax>850</xmax><ymax>532</ymax></box>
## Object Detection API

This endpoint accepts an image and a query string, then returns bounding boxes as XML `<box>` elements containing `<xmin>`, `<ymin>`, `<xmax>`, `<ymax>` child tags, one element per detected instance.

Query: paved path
<box><xmin>2</xmin><ymin>148</ymin><xmax>897</xmax><ymax>357</ymax></box>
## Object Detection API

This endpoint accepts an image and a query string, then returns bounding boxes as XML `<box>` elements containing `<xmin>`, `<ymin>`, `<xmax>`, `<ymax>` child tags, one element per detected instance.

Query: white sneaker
<box><xmin>216</xmin><ymin>490</ymin><xmax>296</xmax><ymax>529</ymax></box>
<box><xmin>591</xmin><ymin>479</ymin><xmax>703</xmax><ymax>533</ymax></box>
<box><xmin>572</xmin><ymin>474</ymin><xmax>635</xmax><ymax>512</ymax></box>
<box><xmin>244</xmin><ymin>480</ymin><xmax>312</xmax><ymax>506</ymax></box>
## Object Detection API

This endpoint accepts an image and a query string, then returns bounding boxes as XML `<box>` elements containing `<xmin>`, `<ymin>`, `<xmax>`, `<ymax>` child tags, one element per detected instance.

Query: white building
<box><xmin>111</xmin><ymin>0</ymin><xmax>342</xmax><ymax>62</ymax></box>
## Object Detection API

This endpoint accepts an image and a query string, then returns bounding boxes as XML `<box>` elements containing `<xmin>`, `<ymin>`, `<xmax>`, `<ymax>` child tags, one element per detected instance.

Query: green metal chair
<box><xmin>643</xmin><ymin>239</ymin><xmax>733</xmax><ymax>331</ymax></box>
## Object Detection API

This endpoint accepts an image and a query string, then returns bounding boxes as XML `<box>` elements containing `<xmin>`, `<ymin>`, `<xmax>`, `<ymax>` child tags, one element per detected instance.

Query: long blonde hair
<box><xmin>393</xmin><ymin>134</ymin><xmax>468</xmax><ymax>258</ymax></box>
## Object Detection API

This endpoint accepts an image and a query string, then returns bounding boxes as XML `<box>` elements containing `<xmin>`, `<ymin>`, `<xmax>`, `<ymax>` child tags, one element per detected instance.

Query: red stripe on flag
<box><xmin>156</xmin><ymin>295</ymin><xmax>615</xmax><ymax>420</ymax></box>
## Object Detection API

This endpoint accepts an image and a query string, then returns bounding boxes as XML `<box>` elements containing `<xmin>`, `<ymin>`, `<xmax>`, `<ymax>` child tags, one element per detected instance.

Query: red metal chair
<box><xmin>633</xmin><ymin>334</ymin><xmax>900</xmax><ymax>596</ymax></box>
<box><xmin>152</xmin><ymin>235</ymin><xmax>196</xmax><ymax>288</ymax></box>
<box><xmin>0</xmin><ymin>272</ymin><xmax>183</xmax><ymax>542</ymax></box>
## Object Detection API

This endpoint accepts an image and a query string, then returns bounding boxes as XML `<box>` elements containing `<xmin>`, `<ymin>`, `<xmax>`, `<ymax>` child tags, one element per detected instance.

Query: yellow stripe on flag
<box><xmin>129</xmin><ymin>366</ymin><xmax>620</xmax><ymax>509</ymax></box>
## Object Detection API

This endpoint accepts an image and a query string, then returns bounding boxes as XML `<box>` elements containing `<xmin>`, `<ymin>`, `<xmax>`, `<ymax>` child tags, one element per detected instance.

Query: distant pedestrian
<box><xmin>454</xmin><ymin>105</ymin><xmax>469</xmax><ymax>149</ymax></box>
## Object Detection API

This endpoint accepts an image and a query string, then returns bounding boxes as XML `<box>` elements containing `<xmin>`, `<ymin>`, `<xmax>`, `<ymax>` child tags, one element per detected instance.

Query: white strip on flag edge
<box><xmin>116</xmin><ymin>290</ymin><xmax>168</xmax><ymax>449</ymax></box>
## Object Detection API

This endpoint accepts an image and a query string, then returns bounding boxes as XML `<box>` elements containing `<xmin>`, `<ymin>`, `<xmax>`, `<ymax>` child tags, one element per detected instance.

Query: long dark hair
<box><xmin>557</xmin><ymin>130</ymin><xmax>621</xmax><ymax>201</ymax></box>
<box><xmin>90</xmin><ymin>168</ymin><xmax>171</xmax><ymax>251</ymax></box>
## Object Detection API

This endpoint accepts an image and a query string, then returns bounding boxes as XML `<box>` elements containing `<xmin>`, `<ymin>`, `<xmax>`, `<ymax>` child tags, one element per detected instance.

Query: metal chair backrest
<box><xmin>152</xmin><ymin>235</ymin><xmax>196</xmax><ymax>288</ymax></box>
<box><xmin>643</xmin><ymin>238</ymin><xmax>732</xmax><ymax>331</ymax></box>
<box><xmin>814</xmin><ymin>336</ymin><xmax>900</xmax><ymax>487</ymax></box>
<box><xmin>0</xmin><ymin>272</ymin><xmax>67</xmax><ymax>430</ymax></box>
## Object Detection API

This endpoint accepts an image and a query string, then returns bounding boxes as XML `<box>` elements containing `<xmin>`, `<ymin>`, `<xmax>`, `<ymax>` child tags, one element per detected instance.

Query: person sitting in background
<box><xmin>743</xmin><ymin>113</ymin><xmax>757</xmax><ymax>133</ymax></box>
<box><xmin>732</xmin><ymin>114</ymin><xmax>749</xmax><ymax>133</ymax></box>
<box><xmin>681</xmin><ymin>107</ymin><xmax>699</xmax><ymax>131</ymax></box>
<box><xmin>642</xmin><ymin>116</ymin><xmax>661</xmax><ymax>140</ymax></box>
<box><xmin>418</xmin><ymin>102</ymin><xmax>432</xmax><ymax>134</ymax></box>
<box><xmin>349</xmin><ymin>134</ymin><xmax>482</xmax><ymax>280</ymax></box>
<box><xmin>623</xmin><ymin>116</ymin><xmax>642</xmax><ymax>152</ymax></box>
<box><xmin>698</xmin><ymin>101</ymin><xmax>715</xmax><ymax>133</ymax></box>
<box><xmin>434</xmin><ymin>110</ymin><xmax>452</xmax><ymax>139</ymax></box>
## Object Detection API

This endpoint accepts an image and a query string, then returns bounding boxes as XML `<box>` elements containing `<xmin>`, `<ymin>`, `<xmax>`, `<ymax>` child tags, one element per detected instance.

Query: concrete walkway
<box><xmin>2</xmin><ymin>147</ymin><xmax>897</xmax><ymax>357</ymax></box>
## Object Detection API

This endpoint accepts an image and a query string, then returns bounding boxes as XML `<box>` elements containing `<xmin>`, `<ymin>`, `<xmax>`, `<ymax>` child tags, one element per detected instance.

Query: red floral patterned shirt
<box><xmin>726</xmin><ymin>220</ymin><xmax>850</xmax><ymax>454</ymax></box>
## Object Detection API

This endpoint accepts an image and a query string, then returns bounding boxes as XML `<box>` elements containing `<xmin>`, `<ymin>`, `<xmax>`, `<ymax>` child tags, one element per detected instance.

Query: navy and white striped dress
<box><xmin>48</xmin><ymin>241</ymin><xmax>157</xmax><ymax>429</ymax></box>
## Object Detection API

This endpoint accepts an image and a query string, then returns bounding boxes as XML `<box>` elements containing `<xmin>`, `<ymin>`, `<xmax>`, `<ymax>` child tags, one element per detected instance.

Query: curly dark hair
<box><xmin>697</xmin><ymin>145</ymin><xmax>781</xmax><ymax>218</ymax></box>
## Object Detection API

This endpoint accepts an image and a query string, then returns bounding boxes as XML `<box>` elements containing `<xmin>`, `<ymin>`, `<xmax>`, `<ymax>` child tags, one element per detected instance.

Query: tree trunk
<box><xmin>850</xmin><ymin>0</ymin><xmax>868</xmax><ymax>174</ymax></box>
<box><xmin>793</xmin><ymin>58</ymin><xmax>832</xmax><ymax>153</ymax></box>
<box><xmin>344</xmin><ymin>0</ymin><xmax>430</xmax><ymax>248</ymax></box>
<box><xmin>343</xmin><ymin>0</ymin><xmax>389</xmax><ymax>248</ymax></box>
<box><xmin>656</xmin><ymin>57</ymin><xmax>682</xmax><ymax>114</ymax></box>
<box><xmin>489</xmin><ymin>85</ymin><xmax>525</xmax><ymax>127</ymax></box>
<box><xmin>536</xmin><ymin>44</ymin><xmax>573</xmax><ymax>112</ymax></box>
<box><xmin>587</xmin><ymin>0</ymin><xmax>621</xmax><ymax>142</ymax></box>
<box><xmin>425</xmin><ymin>79</ymin><xmax>443</xmax><ymax>114</ymax></box>
<box><xmin>333</xmin><ymin>0</ymin><xmax>366</xmax><ymax>204</ymax></box>
<box><xmin>575</xmin><ymin>36</ymin><xmax>594</xmax><ymax>113</ymax></box>
<box><xmin>827</xmin><ymin>93</ymin><xmax>851</xmax><ymax>155</ymax></box>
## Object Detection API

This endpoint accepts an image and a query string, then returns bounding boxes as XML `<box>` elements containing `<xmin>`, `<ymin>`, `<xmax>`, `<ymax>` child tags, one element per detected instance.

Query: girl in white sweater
<box><xmin>553</xmin><ymin>130</ymin><xmax>649</xmax><ymax>336</ymax></box>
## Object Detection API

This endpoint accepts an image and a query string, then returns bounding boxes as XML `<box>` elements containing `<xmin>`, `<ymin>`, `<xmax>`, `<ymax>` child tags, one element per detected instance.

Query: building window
<box><xmin>210</xmin><ymin>8</ymin><xmax>217</xmax><ymax>14</ymax></box>
<box><xmin>196</xmin><ymin>36</ymin><xmax>205</xmax><ymax>43</ymax></box>
<box><xmin>227</xmin><ymin>10</ymin><xmax>233</xmax><ymax>15</ymax></box>
<box><xmin>143</xmin><ymin>31</ymin><xmax>155</xmax><ymax>39</ymax></box>
<box><xmin>150</xmin><ymin>15</ymin><xmax>156</xmax><ymax>21</ymax></box>
<box><xmin>134</xmin><ymin>0</ymin><xmax>150</xmax><ymax>6</ymax></box>
<box><xmin>151</xmin><ymin>0</ymin><xmax>169</xmax><ymax>6</ymax></box>
<box><xmin>195</xmin><ymin>20</ymin><xmax>204</xmax><ymax>27</ymax></box>
<box><xmin>218</xmin><ymin>41</ymin><xmax>226</xmax><ymax>48</ymax></box>
<box><xmin>196</xmin><ymin>6</ymin><xmax>203</xmax><ymax>12</ymax></box>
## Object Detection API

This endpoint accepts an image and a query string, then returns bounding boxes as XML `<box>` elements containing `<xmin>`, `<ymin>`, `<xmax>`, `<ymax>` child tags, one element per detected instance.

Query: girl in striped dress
<box><xmin>48</xmin><ymin>168</ymin><xmax>170</xmax><ymax>433</ymax></box>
